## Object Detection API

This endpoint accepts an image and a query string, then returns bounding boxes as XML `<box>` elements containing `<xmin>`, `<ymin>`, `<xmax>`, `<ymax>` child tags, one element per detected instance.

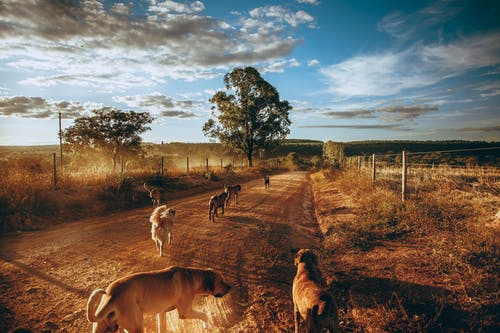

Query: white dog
<box><xmin>149</xmin><ymin>205</ymin><xmax>176</xmax><ymax>257</ymax></box>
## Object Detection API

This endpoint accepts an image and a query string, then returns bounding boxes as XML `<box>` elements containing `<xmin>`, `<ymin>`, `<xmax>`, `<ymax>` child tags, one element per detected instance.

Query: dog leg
<box><xmin>168</xmin><ymin>232</ymin><xmax>172</xmax><ymax>245</ymax></box>
<box><xmin>294</xmin><ymin>303</ymin><xmax>301</xmax><ymax>333</ymax></box>
<box><xmin>157</xmin><ymin>312</ymin><xmax>167</xmax><ymax>333</ymax></box>
<box><xmin>178</xmin><ymin>302</ymin><xmax>212</xmax><ymax>330</ymax></box>
<box><xmin>159</xmin><ymin>242</ymin><xmax>164</xmax><ymax>257</ymax></box>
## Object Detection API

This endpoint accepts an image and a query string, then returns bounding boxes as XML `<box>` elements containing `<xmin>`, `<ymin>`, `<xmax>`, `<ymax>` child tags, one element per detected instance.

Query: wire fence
<box><xmin>345</xmin><ymin>147</ymin><xmax>500</xmax><ymax>201</ymax></box>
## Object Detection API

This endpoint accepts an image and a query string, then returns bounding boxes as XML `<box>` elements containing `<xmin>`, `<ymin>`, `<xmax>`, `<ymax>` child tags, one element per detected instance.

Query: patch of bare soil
<box><xmin>0</xmin><ymin>171</ymin><xmax>322</xmax><ymax>332</ymax></box>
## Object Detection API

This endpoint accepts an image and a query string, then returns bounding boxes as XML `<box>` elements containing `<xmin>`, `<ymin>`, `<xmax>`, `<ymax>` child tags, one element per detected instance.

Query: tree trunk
<box><xmin>247</xmin><ymin>150</ymin><xmax>253</xmax><ymax>167</ymax></box>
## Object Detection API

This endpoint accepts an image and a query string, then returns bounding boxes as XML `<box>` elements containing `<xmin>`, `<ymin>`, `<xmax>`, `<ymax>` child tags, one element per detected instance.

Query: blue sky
<box><xmin>0</xmin><ymin>0</ymin><xmax>499</xmax><ymax>145</ymax></box>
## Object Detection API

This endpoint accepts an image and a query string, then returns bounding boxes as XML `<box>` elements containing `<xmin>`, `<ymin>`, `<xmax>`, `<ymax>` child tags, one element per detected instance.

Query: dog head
<box><xmin>219</xmin><ymin>192</ymin><xmax>228</xmax><ymax>200</ymax></box>
<box><xmin>294</xmin><ymin>248</ymin><xmax>318</xmax><ymax>267</ymax></box>
<box><xmin>202</xmin><ymin>270</ymin><xmax>232</xmax><ymax>298</ymax></box>
<box><xmin>87</xmin><ymin>290</ymin><xmax>119</xmax><ymax>333</ymax></box>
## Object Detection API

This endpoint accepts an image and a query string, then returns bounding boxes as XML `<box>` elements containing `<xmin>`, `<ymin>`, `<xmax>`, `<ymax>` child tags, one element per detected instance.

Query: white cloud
<box><xmin>248</xmin><ymin>6</ymin><xmax>314</xmax><ymax>28</ymax></box>
<box><xmin>320</xmin><ymin>32</ymin><xmax>500</xmax><ymax>97</ymax></box>
<box><xmin>298</xmin><ymin>0</ymin><xmax>320</xmax><ymax>5</ymax></box>
<box><xmin>113</xmin><ymin>92</ymin><xmax>203</xmax><ymax>118</ymax></box>
<box><xmin>0</xmin><ymin>0</ymin><xmax>313</xmax><ymax>91</ymax></box>
<box><xmin>307</xmin><ymin>59</ymin><xmax>319</xmax><ymax>66</ymax></box>
<box><xmin>377</xmin><ymin>0</ymin><xmax>464</xmax><ymax>40</ymax></box>
<box><xmin>149</xmin><ymin>0</ymin><xmax>205</xmax><ymax>14</ymax></box>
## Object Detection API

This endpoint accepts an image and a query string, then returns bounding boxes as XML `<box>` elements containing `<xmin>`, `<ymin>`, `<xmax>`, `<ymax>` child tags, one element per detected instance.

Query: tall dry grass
<box><xmin>313</xmin><ymin>167</ymin><xmax>499</xmax><ymax>332</ymax></box>
<box><xmin>0</xmin><ymin>153</ymin><xmax>284</xmax><ymax>233</ymax></box>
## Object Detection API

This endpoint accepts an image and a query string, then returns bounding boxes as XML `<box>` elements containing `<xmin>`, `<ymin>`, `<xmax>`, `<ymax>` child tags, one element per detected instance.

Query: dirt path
<box><xmin>0</xmin><ymin>171</ymin><xmax>322</xmax><ymax>332</ymax></box>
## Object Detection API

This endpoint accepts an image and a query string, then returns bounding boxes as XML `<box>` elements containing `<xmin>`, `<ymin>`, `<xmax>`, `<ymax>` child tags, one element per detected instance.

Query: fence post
<box><xmin>52</xmin><ymin>152</ymin><xmax>57</xmax><ymax>189</ymax></box>
<box><xmin>186</xmin><ymin>156</ymin><xmax>189</xmax><ymax>175</ymax></box>
<box><xmin>357</xmin><ymin>156</ymin><xmax>361</xmax><ymax>171</ymax></box>
<box><xmin>120</xmin><ymin>156</ymin><xmax>124</xmax><ymax>182</ymax></box>
<box><xmin>206</xmin><ymin>157</ymin><xmax>209</xmax><ymax>172</ymax></box>
<box><xmin>220</xmin><ymin>158</ymin><xmax>223</xmax><ymax>172</ymax></box>
<box><xmin>371</xmin><ymin>154</ymin><xmax>376</xmax><ymax>185</ymax></box>
<box><xmin>59</xmin><ymin>112</ymin><xmax>63</xmax><ymax>172</ymax></box>
<box><xmin>161</xmin><ymin>156</ymin><xmax>164</xmax><ymax>176</ymax></box>
<box><xmin>402</xmin><ymin>150</ymin><xmax>407</xmax><ymax>202</ymax></box>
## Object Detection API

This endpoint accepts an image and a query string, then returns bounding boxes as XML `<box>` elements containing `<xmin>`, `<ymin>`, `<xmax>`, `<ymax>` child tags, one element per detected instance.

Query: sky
<box><xmin>0</xmin><ymin>0</ymin><xmax>499</xmax><ymax>145</ymax></box>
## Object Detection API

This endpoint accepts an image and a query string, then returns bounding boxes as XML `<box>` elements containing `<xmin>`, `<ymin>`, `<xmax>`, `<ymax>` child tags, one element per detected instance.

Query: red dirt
<box><xmin>0</xmin><ymin>171</ymin><xmax>322</xmax><ymax>332</ymax></box>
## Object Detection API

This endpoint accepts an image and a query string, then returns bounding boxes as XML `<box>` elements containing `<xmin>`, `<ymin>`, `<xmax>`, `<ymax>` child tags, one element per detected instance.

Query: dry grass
<box><xmin>311</xmin><ymin>168</ymin><xmax>500</xmax><ymax>332</ymax></box>
<box><xmin>0</xmin><ymin>154</ymin><xmax>281</xmax><ymax>233</ymax></box>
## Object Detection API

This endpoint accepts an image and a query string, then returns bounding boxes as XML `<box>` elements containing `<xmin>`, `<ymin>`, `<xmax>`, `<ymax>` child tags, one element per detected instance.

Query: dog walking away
<box><xmin>224</xmin><ymin>184</ymin><xmax>241</xmax><ymax>207</ymax></box>
<box><xmin>87</xmin><ymin>266</ymin><xmax>232</xmax><ymax>333</ymax></box>
<box><xmin>264</xmin><ymin>175</ymin><xmax>270</xmax><ymax>190</ymax></box>
<box><xmin>293</xmin><ymin>249</ymin><xmax>339</xmax><ymax>333</ymax></box>
<box><xmin>209</xmin><ymin>192</ymin><xmax>228</xmax><ymax>222</ymax></box>
<box><xmin>144</xmin><ymin>182</ymin><xmax>161</xmax><ymax>207</ymax></box>
<box><xmin>150</xmin><ymin>205</ymin><xmax>176</xmax><ymax>256</ymax></box>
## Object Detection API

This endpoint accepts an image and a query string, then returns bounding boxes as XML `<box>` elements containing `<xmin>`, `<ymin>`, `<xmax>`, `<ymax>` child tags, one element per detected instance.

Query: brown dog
<box><xmin>292</xmin><ymin>249</ymin><xmax>339</xmax><ymax>333</ymax></box>
<box><xmin>209</xmin><ymin>191</ymin><xmax>228</xmax><ymax>222</ymax></box>
<box><xmin>87</xmin><ymin>266</ymin><xmax>232</xmax><ymax>333</ymax></box>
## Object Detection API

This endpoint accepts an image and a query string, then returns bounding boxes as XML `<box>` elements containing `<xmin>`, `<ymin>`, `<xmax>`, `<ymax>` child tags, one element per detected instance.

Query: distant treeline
<box><xmin>1</xmin><ymin>140</ymin><xmax>498</xmax><ymax>166</ymax></box>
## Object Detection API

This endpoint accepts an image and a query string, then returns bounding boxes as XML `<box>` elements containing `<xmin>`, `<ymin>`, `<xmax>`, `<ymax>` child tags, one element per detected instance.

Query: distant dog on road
<box><xmin>293</xmin><ymin>249</ymin><xmax>339</xmax><ymax>333</ymax></box>
<box><xmin>87</xmin><ymin>266</ymin><xmax>232</xmax><ymax>333</ymax></box>
<box><xmin>209</xmin><ymin>192</ymin><xmax>228</xmax><ymax>222</ymax></box>
<box><xmin>224</xmin><ymin>184</ymin><xmax>241</xmax><ymax>207</ymax></box>
<box><xmin>144</xmin><ymin>182</ymin><xmax>161</xmax><ymax>207</ymax></box>
<box><xmin>264</xmin><ymin>175</ymin><xmax>270</xmax><ymax>190</ymax></box>
<box><xmin>150</xmin><ymin>205</ymin><xmax>176</xmax><ymax>256</ymax></box>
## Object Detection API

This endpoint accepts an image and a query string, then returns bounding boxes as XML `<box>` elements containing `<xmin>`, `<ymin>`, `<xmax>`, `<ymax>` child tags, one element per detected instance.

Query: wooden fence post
<box><xmin>206</xmin><ymin>157</ymin><xmax>209</xmax><ymax>172</ymax></box>
<box><xmin>161</xmin><ymin>156</ymin><xmax>164</xmax><ymax>176</ymax></box>
<box><xmin>402</xmin><ymin>150</ymin><xmax>407</xmax><ymax>202</ymax></box>
<box><xmin>52</xmin><ymin>152</ymin><xmax>57</xmax><ymax>189</ymax></box>
<box><xmin>120</xmin><ymin>156</ymin><xmax>124</xmax><ymax>181</ymax></box>
<box><xmin>371</xmin><ymin>154</ymin><xmax>376</xmax><ymax>185</ymax></box>
<box><xmin>357</xmin><ymin>156</ymin><xmax>361</xmax><ymax>171</ymax></box>
<box><xmin>186</xmin><ymin>156</ymin><xmax>189</xmax><ymax>174</ymax></box>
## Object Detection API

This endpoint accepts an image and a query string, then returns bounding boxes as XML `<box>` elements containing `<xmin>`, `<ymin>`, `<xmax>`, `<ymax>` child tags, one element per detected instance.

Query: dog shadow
<box><xmin>0</xmin><ymin>251</ymin><xmax>87</xmax><ymax>297</ymax></box>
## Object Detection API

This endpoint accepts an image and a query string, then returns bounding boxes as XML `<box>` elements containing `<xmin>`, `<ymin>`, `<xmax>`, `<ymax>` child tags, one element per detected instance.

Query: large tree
<box><xmin>203</xmin><ymin>66</ymin><xmax>292</xmax><ymax>167</ymax></box>
<box><xmin>62</xmin><ymin>107</ymin><xmax>153</xmax><ymax>169</ymax></box>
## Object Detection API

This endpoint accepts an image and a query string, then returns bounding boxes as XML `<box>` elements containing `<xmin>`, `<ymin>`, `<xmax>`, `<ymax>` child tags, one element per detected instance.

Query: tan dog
<box><xmin>209</xmin><ymin>192</ymin><xmax>228</xmax><ymax>222</ymax></box>
<box><xmin>87</xmin><ymin>266</ymin><xmax>232</xmax><ymax>333</ymax></box>
<box><xmin>292</xmin><ymin>249</ymin><xmax>339</xmax><ymax>333</ymax></box>
<box><xmin>150</xmin><ymin>205</ymin><xmax>176</xmax><ymax>256</ymax></box>
<box><xmin>144</xmin><ymin>183</ymin><xmax>161</xmax><ymax>207</ymax></box>
<box><xmin>224</xmin><ymin>184</ymin><xmax>241</xmax><ymax>207</ymax></box>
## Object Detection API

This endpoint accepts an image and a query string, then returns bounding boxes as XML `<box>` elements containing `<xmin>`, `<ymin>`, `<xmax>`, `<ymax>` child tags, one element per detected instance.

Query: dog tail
<box><xmin>150</xmin><ymin>205</ymin><xmax>168</xmax><ymax>226</ymax></box>
<box><xmin>87</xmin><ymin>289</ymin><xmax>114</xmax><ymax>323</ymax></box>
<box><xmin>144</xmin><ymin>182</ymin><xmax>151</xmax><ymax>192</ymax></box>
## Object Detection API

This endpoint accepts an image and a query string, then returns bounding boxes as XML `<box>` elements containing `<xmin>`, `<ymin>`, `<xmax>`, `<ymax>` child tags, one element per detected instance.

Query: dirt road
<box><xmin>0</xmin><ymin>171</ymin><xmax>322</xmax><ymax>332</ymax></box>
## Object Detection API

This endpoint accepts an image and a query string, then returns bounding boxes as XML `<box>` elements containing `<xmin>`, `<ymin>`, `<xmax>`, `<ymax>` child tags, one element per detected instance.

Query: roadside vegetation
<box><xmin>311</xmin><ymin>167</ymin><xmax>499</xmax><ymax>332</ymax></box>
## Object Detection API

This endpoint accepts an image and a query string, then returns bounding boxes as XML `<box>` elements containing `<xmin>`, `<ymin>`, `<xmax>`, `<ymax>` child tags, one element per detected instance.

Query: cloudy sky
<box><xmin>0</xmin><ymin>0</ymin><xmax>499</xmax><ymax>145</ymax></box>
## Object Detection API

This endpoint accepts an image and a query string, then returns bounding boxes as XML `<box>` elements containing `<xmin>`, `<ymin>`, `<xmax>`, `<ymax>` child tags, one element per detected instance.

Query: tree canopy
<box><xmin>203</xmin><ymin>66</ymin><xmax>292</xmax><ymax>167</ymax></box>
<box><xmin>62</xmin><ymin>107</ymin><xmax>153</xmax><ymax>168</ymax></box>
<box><xmin>323</xmin><ymin>141</ymin><xmax>345</xmax><ymax>168</ymax></box>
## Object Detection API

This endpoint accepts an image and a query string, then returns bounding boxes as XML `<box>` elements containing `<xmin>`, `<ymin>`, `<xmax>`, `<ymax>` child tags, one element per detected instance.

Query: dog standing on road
<box><xmin>292</xmin><ymin>249</ymin><xmax>339</xmax><ymax>333</ymax></box>
<box><xmin>150</xmin><ymin>205</ymin><xmax>176</xmax><ymax>256</ymax></box>
<box><xmin>264</xmin><ymin>175</ymin><xmax>270</xmax><ymax>190</ymax></box>
<box><xmin>209</xmin><ymin>192</ymin><xmax>228</xmax><ymax>222</ymax></box>
<box><xmin>87</xmin><ymin>266</ymin><xmax>232</xmax><ymax>333</ymax></box>
<box><xmin>144</xmin><ymin>182</ymin><xmax>161</xmax><ymax>208</ymax></box>
<box><xmin>224</xmin><ymin>184</ymin><xmax>241</xmax><ymax>207</ymax></box>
